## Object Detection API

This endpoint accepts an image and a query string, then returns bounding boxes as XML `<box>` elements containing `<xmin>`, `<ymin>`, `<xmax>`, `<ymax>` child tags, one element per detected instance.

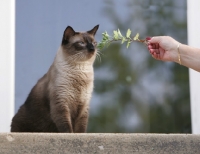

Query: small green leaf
<box><xmin>121</xmin><ymin>37</ymin><xmax>126</xmax><ymax>44</ymax></box>
<box><xmin>133</xmin><ymin>33</ymin><xmax>139</xmax><ymax>41</ymax></box>
<box><xmin>117</xmin><ymin>29</ymin><xmax>123</xmax><ymax>37</ymax></box>
<box><xmin>97</xmin><ymin>44</ymin><xmax>102</xmax><ymax>50</ymax></box>
<box><xmin>105</xmin><ymin>32</ymin><xmax>109</xmax><ymax>38</ymax></box>
<box><xmin>113</xmin><ymin>30</ymin><xmax>118</xmax><ymax>40</ymax></box>
<box><xmin>102</xmin><ymin>32</ymin><xmax>109</xmax><ymax>40</ymax></box>
<box><xmin>126</xmin><ymin>29</ymin><xmax>131</xmax><ymax>38</ymax></box>
<box><xmin>126</xmin><ymin>41</ymin><xmax>131</xmax><ymax>48</ymax></box>
<box><xmin>97</xmin><ymin>42</ymin><xmax>104</xmax><ymax>50</ymax></box>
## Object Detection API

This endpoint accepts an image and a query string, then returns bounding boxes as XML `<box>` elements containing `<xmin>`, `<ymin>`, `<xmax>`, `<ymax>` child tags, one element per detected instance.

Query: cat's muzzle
<box><xmin>87</xmin><ymin>44</ymin><xmax>95</xmax><ymax>52</ymax></box>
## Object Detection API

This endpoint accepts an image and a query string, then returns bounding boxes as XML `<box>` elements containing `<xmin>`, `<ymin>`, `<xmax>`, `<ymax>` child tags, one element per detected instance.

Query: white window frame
<box><xmin>187</xmin><ymin>0</ymin><xmax>200</xmax><ymax>134</ymax></box>
<box><xmin>0</xmin><ymin>0</ymin><xmax>199</xmax><ymax>133</ymax></box>
<box><xmin>0</xmin><ymin>0</ymin><xmax>15</xmax><ymax>132</ymax></box>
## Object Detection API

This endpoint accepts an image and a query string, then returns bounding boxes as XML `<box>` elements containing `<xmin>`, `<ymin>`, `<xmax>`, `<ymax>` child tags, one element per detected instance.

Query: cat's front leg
<box><xmin>50</xmin><ymin>101</ymin><xmax>73</xmax><ymax>133</ymax></box>
<box><xmin>74</xmin><ymin>108</ymin><xmax>89</xmax><ymax>133</ymax></box>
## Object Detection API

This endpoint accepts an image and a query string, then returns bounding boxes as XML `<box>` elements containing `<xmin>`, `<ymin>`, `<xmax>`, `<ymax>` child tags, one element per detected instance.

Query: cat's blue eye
<box><xmin>78</xmin><ymin>41</ymin><xmax>85</xmax><ymax>46</ymax></box>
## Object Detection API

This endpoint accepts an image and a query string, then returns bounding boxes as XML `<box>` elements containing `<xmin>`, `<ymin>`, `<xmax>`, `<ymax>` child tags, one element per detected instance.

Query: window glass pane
<box><xmin>15</xmin><ymin>0</ymin><xmax>190</xmax><ymax>133</ymax></box>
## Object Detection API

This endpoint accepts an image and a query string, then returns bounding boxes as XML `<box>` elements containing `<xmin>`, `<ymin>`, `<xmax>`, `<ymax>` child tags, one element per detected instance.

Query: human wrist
<box><xmin>168</xmin><ymin>37</ymin><xmax>181</xmax><ymax>64</ymax></box>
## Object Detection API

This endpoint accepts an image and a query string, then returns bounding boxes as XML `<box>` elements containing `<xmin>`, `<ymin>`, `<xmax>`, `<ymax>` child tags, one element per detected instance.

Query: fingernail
<box><xmin>146</xmin><ymin>37</ymin><xmax>152</xmax><ymax>41</ymax></box>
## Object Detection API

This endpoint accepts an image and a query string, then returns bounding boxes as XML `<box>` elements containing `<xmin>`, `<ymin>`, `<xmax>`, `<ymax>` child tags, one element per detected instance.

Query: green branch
<box><xmin>97</xmin><ymin>29</ymin><xmax>148</xmax><ymax>50</ymax></box>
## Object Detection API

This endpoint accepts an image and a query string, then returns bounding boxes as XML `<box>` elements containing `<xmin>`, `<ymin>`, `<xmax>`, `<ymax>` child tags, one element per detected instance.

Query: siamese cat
<box><xmin>11</xmin><ymin>25</ymin><xmax>99</xmax><ymax>132</ymax></box>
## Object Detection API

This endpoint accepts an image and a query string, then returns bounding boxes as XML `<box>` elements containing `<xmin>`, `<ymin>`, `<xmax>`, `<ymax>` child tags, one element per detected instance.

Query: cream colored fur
<box><xmin>47</xmin><ymin>45</ymin><xmax>96</xmax><ymax>132</ymax></box>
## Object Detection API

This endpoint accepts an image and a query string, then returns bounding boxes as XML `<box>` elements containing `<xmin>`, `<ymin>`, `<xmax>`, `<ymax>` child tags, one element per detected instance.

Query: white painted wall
<box><xmin>0</xmin><ymin>0</ymin><xmax>15</xmax><ymax>132</ymax></box>
<box><xmin>187</xmin><ymin>0</ymin><xmax>200</xmax><ymax>134</ymax></box>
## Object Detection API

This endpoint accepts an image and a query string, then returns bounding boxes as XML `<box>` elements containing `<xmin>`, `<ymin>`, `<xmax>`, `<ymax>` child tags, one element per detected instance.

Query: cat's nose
<box><xmin>87</xmin><ymin>44</ymin><xmax>95</xmax><ymax>52</ymax></box>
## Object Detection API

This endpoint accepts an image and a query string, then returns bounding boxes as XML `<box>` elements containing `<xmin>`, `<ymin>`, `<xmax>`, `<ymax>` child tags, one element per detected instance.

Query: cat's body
<box><xmin>11</xmin><ymin>25</ymin><xmax>99</xmax><ymax>132</ymax></box>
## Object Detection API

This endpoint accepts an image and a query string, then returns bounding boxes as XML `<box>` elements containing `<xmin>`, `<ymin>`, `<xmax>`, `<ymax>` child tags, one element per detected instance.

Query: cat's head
<box><xmin>61</xmin><ymin>25</ymin><xmax>99</xmax><ymax>62</ymax></box>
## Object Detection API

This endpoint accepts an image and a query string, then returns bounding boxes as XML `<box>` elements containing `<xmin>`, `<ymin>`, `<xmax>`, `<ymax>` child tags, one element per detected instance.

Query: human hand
<box><xmin>147</xmin><ymin>36</ymin><xmax>180</xmax><ymax>63</ymax></box>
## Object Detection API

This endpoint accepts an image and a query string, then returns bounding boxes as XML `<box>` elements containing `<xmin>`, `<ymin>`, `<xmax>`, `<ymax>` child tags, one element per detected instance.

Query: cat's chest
<box><xmin>57</xmin><ymin>66</ymin><xmax>93</xmax><ymax>85</ymax></box>
<box><xmin>55</xmin><ymin>66</ymin><xmax>94</xmax><ymax>101</ymax></box>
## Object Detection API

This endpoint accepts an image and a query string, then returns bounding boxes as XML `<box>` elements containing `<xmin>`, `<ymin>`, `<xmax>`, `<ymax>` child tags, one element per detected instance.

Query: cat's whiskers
<box><xmin>96</xmin><ymin>53</ymin><xmax>101</xmax><ymax>62</ymax></box>
<box><xmin>95</xmin><ymin>50</ymin><xmax>102</xmax><ymax>62</ymax></box>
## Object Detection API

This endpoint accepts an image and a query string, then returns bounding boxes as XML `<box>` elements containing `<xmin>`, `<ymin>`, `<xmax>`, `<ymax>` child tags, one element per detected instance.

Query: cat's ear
<box><xmin>62</xmin><ymin>26</ymin><xmax>75</xmax><ymax>45</ymax></box>
<box><xmin>87</xmin><ymin>25</ymin><xmax>99</xmax><ymax>36</ymax></box>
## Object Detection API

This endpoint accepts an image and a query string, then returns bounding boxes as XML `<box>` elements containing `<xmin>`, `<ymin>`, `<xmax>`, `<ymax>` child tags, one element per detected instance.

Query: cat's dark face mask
<box><xmin>61</xmin><ymin>25</ymin><xmax>99</xmax><ymax>62</ymax></box>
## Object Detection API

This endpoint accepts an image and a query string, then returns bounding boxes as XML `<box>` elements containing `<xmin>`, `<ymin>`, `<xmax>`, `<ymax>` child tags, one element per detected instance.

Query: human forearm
<box><xmin>178</xmin><ymin>44</ymin><xmax>200</xmax><ymax>72</ymax></box>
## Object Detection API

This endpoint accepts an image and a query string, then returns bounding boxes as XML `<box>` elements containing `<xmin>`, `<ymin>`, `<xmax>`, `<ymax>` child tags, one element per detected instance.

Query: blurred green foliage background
<box><xmin>88</xmin><ymin>0</ymin><xmax>190</xmax><ymax>133</ymax></box>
